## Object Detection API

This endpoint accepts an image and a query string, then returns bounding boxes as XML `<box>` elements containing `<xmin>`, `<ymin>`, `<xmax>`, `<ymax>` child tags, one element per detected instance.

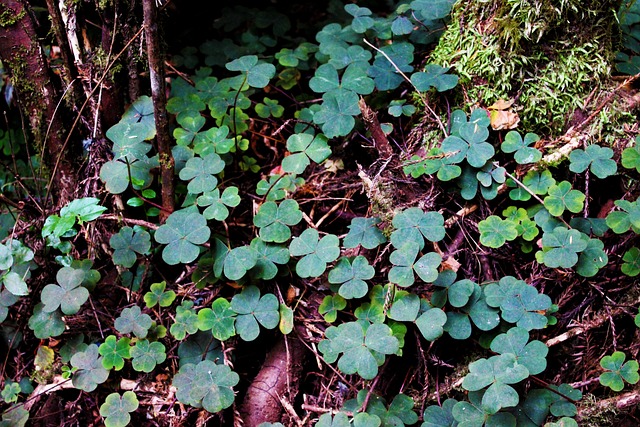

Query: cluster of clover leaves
<box><xmin>2</xmin><ymin>1</ymin><xmax>640</xmax><ymax>426</ymax></box>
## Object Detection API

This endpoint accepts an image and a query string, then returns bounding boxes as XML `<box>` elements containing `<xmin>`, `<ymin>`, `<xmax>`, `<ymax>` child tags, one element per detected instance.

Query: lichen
<box><xmin>429</xmin><ymin>0</ymin><xmax>623</xmax><ymax>136</ymax></box>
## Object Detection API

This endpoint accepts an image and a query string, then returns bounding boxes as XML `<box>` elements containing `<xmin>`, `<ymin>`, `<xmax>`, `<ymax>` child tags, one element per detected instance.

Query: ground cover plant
<box><xmin>1</xmin><ymin>0</ymin><xmax>640</xmax><ymax>426</ymax></box>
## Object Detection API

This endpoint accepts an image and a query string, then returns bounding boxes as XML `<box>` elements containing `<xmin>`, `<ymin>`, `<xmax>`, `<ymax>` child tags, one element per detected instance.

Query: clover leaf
<box><xmin>130</xmin><ymin>340</ymin><xmax>166</xmax><ymax>373</ymax></box>
<box><xmin>478</xmin><ymin>215</ymin><xmax>518</xmax><ymax>248</ymax></box>
<box><xmin>40</xmin><ymin>267</ymin><xmax>89</xmax><ymax>315</ymax></box>
<box><xmin>177</xmin><ymin>331</ymin><xmax>223</xmax><ymax>366</ymax></box>
<box><xmin>195</xmin><ymin>286</ymin><xmax>231</xmax><ymax>336</ymax></box>
<box><xmin>343</xmin><ymin>390</ymin><xmax>418</xmax><ymax>427</ymax></box>
<box><xmin>223</xmin><ymin>245</ymin><xmax>258</xmax><ymax>281</ymax></box>
<box><xmin>411</xmin><ymin>64</ymin><xmax>459</xmax><ymax>92</ymax></box>
<box><xmin>368</xmin><ymin>42</ymin><xmax>414</xmax><ymax>91</ymax></box>
<box><xmin>109</xmin><ymin>226</ymin><xmax>151</xmax><ymax>268</ymax></box>
<box><xmin>329</xmin><ymin>256</ymin><xmax>375</xmax><ymax>299</ymax></box>
<box><xmin>313</xmin><ymin>90</ymin><xmax>361</xmax><ymax>137</ymax></box>
<box><xmin>115</xmin><ymin>305</ymin><xmax>153</xmax><ymax>338</ymax></box>
<box><xmin>155</xmin><ymin>207</ymin><xmax>211</xmax><ymax>265</ymax></box>
<box><xmin>484</xmin><ymin>276</ymin><xmax>552</xmax><ymax>330</ymax></box>
<box><xmin>462</xmin><ymin>353</ymin><xmax>529</xmax><ymax>414</ymax></box>
<box><xmin>98</xmin><ymin>335</ymin><xmax>131</xmax><ymax>371</ymax></box>
<box><xmin>490</xmin><ymin>327</ymin><xmax>548</xmax><ymax>375</ymax></box>
<box><xmin>355</xmin><ymin>302</ymin><xmax>386</xmax><ymax>324</ymax></box>
<box><xmin>452</xmin><ymin>391</ymin><xmax>516</xmax><ymax>426</ymax></box>
<box><xmin>444</xmin><ymin>283</ymin><xmax>501</xmax><ymax>340</ymax></box>
<box><xmin>540</xmin><ymin>227</ymin><xmax>589</xmax><ymax>269</ymax></box>
<box><xmin>391</xmin><ymin>208</ymin><xmax>445</xmax><ymax>250</ymax></box>
<box><xmin>622</xmin><ymin>247</ymin><xmax>640</xmax><ymax>276</ymax></box>
<box><xmin>388</xmin><ymin>242</ymin><xmax>442</xmax><ymax>287</ymax></box>
<box><xmin>575</xmin><ymin>238</ymin><xmax>608</xmax><ymax>277</ymax></box>
<box><xmin>345</xmin><ymin>4</ymin><xmax>374</xmax><ymax>32</ymax></box>
<box><xmin>254</xmin><ymin>199</ymin><xmax>303</xmax><ymax>243</ymax></box>
<box><xmin>144</xmin><ymin>281</ymin><xmax>176</xmax><ymax>308</ymax></box>
<box><xmin>319</xmin><ymin>295</ymin><xmax>347</xmax><ymax>323</ymax></box>
<box><xmin>225</xmin><ymin>55</ymin><xmax>276</xmax><ymax>88</ymax></box>
<box><xmin>622</xmin><ymin>136</ymin><xmax>640</xmax><ymax>172</ymax></box>
<box><xmin>282</xmin><ymin>133</ymin><xmax>332</xmax><ymax>174</ymax></box>
<box><xmin>197</xmin><ymin>187</ymin><xmax>241</xmax><ymax>221</ymax></box>
<box><xmin>543</xmin><ymin>181</ymin><xmax>585</xmax><ymax>216</ymax></box>
<box><xmin>411</xmin><ymin>0</ymin><xmax>456</xmax><ymax>20</ymax></box>
<box><xmin>569</xmin><ymin>144</ymin><xmax>617</xmax><ymax>178</ymax></box>
<box><xmin>1</xmin><ymin>382</ymin><xmax>20</xmax><ymax>404</ymax></box>
<box><xmin>289</xmin><ymin>229</ymin><xmax>340</xmax><ymax>278</ymax></box>
<box><xmin>599</xmin><ymin>351</ymin><xmax>640</xmax><ymax>391</ymax></box>
<box><xmin>230</xmin><ymin>286</ymin><xmax>279</xmax><ymax>341</ymax></box>
<box><xmin>317</xmin><ymin>412</ymin><xmax>350</xmax><ymax>427</ymax></box>
<box><xmin>431</xmin><ymin>269</ymin><xmax>475</xmax><ymax>308</ymax></box>
<box><xmin>319</xmin><ymin>321</ymin><xmax>399</xmax><ymax>379</ymax></box>
<box><xmin>343</xmin><ymin>217</ymin><xmax>387</xmax><ymax>249</ymax></box>
<box><xmin>441</xmin><ymin>122</ymin><xmax>493</xmax><ymax>168</ymax></box>
<box><xmin>170</xmin><ymin>300</ymin><xmax>199</xmax><ymax>340</ymax></box>
<box><xmin>173</xmin><ymin>360</ymin><xmax>239</xmax><ymax>413</ymax></box>
<box><xmin>606</xmin><ymin>199</ymin><xmax>640</xmax><ymax>234</ymax></box>
<box><xmin>178</xmin><ymin>153</ymin><xmax>225</xmax><ymax>194</ymax></box>
<box><xmin>173</xmin><ymin>113</ymin><xmax>206</xmax><ymax>146</ymax></box>
<box><xmin>421</xmin><ymin>398</ymin><xmax>457</xmax><ymax>427</ymax></box>
<box><xmin>100</xmin><ymin>391</ymin><xmax>139</xmax><ymax>427</ymax></box>
<box><xmin>416</xmin><ymin>307</ymin><xmax>447</xmax><ymax>341</ymax></box>
<box><xmin>28</xmin><ymin>303</ymin><xmax>65</xmax><ymax>339</ymax></box>
<box><xmin>71</xmin><ymin>344</ymin><xmax>110</xmax><ymax>392</ymax></box>
<box><xmin>501</xmin><ymin>131</ymin><xmax>542</xmax><ymax>164</ymax></box>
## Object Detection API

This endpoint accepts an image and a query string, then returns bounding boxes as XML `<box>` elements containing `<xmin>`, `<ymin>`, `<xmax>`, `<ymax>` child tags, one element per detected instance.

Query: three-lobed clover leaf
<box><xmin>388</xmin><ymin>292</ymin><xmax>420</xmax><ymax>322</ymax></box>
<box><xmin>543</xmin><ymin>181</ymin><xmax>585</xmax><ymax>216</ymax></box>
<box><xmin>177</xmin><ymin>331</ymin><xmax>223</xmax><ymax>367</ymax></box>
<box><xmin>170</xmin><ymin>300</ymin><xmax>199</xmax><ymax>340</ymax></box>
<box><xmin>173</xmin><ymin>360</ymin><xmax>239</xmax><ymax>413</ymax></box>
<box><xmin>115</xmin><ymin>305</ymin><xmax>153</xmax><ymax>338</ymax></box>
<box><xmin>452</xmin><ymin>390</ymin><xmax>516</xmax><ymax>426</ymax></box>
<box><xmin>155</xmin><ymin>206</ymin><xmax>211</xmax><ymax>265</ymax></box>
<box><xmin>40</xmin><ymin>267</ymin><xmax>89</xmax><ymax>315</ymax></box>
<box><xmin>443</xmin><ymin>283</ymin><xmax>500</xmax><ymax>340</ymax></box>
<box><xmin>599</xmin><ymin>351</ymin><xmax>640</xmax><ymax>391</ymax></box>
<box><xmin>388</xmin><ymin>242</ymin><xmax>442</xmax><ymax>287</ymax></box>
<box><xmin>28</xmin><ymin>303</ymin><xmax>65</xmax><ymax>339</ymax></box>
<box><xmin>343</xmin><ymin>217</ymin><xmax>387</xmax><ymax>249</ymax></box>
<box><xmin>281</xmin><ymin>133</ymin><xmax>332</xmax><ymax>174</ymax></box>
<box><xmin>254</xmin><ymin>199</ymin><xmax>303</xmax><ymax>243</ymax></box>
<box><xmin>230</xmin><ymin>286</ymin><xmax>279</xmax><ymax>341</ymax></box>
<box><xmin>225</xmin><ymin>55</ymin><xmax>276</xmax><ymax>89</ymax></box>
<box><xmin>98</xmin><ymin>335</ymin><xmax>131</xmax><ymax>371</ymax></box>
<box><xmin>410</xmin><ymin>64</ymin><xmax>459</xmax><ymax>92</ymax></box>
<box><xmin>178</xmin><ymin>153</ymin><xmax>225</xmax><ymax>194</ymax></box>
<box><xmin>144</xmin><ymin>281</ymin><xmax>176</xmax><ymax>308</ymax></box>
<box><xmin>490</xmin><ymin>326</ymin><xmax>548</xmax><ymax>375</ymax></box>
<box><xmin>319</xmin><ymin>294</ymin><xmax>347</xmax><ymax>323</ymax></box>
<box><xmin>430</xmin><ymin>269</ymin><xmax>475</xmax><ymax>308</ymax></box>
<box><xmin>223</xmin><ymin>245</ymin><xmax>258</xmax><ymax>281</ymax></box>
<box><xmin>109</xmin><ymin>226</ymin><xmax>151</xmax><ymax>268</ymax></box>
<box><xmin>606</xmin><ymin>199</ymin><xmax>640</xmax><ymax>234</ymax></box>
<box><xmin>415</xmin><ymin>307</ymin><xmax>448</xmax><ymax>341</ymax></box>
<box><xmin>313</xmin><ymin>90</ymin><xmax>361</xmax><ymax>138</ymax></box>
<box><xmin>484</xmin><ymin>276</ymin><xmax>552</xmax><ymax>330</ymax></box>
<box><xmin>441</xmin><ymin>122</ymin><xmax>494</xmax><ymax>168</ymax></box>
<box><xmin>130</xmin><ymin>340</ymin><xmax>167</xmax><ymax>373</ymax></box>
<box><xmin>343</xmin><ymin>390</ymin><xmax>418</xmax><ymax>427</ymax></box>
<box><xmin>540</xmin><ymin>227</ymin><xmax>589</xmax><ymax>269</ymax></box>
<box><xmin>319</xmin><ymin>321</ymin><xmax>399</xmax><ymax>380</ymax></box>
<box><xmin>248</xmin><ymin>237</ymin><xmax>290</xmax><ymax>280</ymax></box>
<box><xmin>99</xmin><ymin>391</ymin><xmax>139</xmax><ymax>427</ymax></box>
<box><xmin>569</xmin><ymin>144</ymin><xmax>617</xmax><ymax>178</ymax></box>
<box><xmin>391</xmin><ymin>208</ymin><xmax>445</xmax><ymax>250</ymax></box>
<box><xmin>422</xmin><ymin>398</ymin><xmax>457</xmax><ymax>427</ymax></box>
<box><xmin>289</xmin><ymin>228</ymin><xmax>340</xmax><ymax>278</ymax></box>
<box><xmin>622</xmin><ymin>247</ymin><xmax>640</xmax><ymax>276</ymax></box>
<box><xmin>328</xmin><ymin>256</ymin><xmax>375</xmax><ymax>299</ymax></box>
<box><xmin>368</xmin><ymin>42</ymin><xmax>414</xmax><ymax>91</ymax></box>
<box><xmin>462</xmin><ymin>353</ymin><xmax>529</xmax><ymax>414</ymax></box>
<box><xmin>1</xmin><ymin>381</ymin><xmax>20</xmax><ymax>404</ymax></box>
<box><xmin>575</xmin><ymin>238</ymin><xmax>608</xmax><ymax>277</ymax></box>
<box><xmin>345</xmin><ymin>3</ymin><xmax>374</xmax><ymax>33</ymax></box>
<box><xmin>478</xmin><ymin>215</ymin><xmax>518</xmax><ymax>248</ymax></box>
<box><xmin>621</xmin><ymin>136</ymin><xmax>640</xmax><ymax>172</ymax></box>
<box><xmin>71</xmin><ymin>344</ymin><xmax>110</xmax><ymax>392</ymax></box>
<box><xmin>501</xmin><ymin>131</ymin><xmax>542</xmax><ymax>164</ymax></box>
<box><xmin>197</xmin><ymin>187</ymin><xmax>241</xmax><ymax>221</ymax></box>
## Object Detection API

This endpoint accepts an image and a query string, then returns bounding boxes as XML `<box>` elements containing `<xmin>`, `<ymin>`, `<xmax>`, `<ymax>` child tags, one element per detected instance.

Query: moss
<box><xmin>0</xmin><ymin>4</ymin><xmax>26</xmax><ymax>27</ymax></box>
<box><xmin>429</xmin><ymin>0</ymin><xmax>621</xmax><ymax>137</ymax></box>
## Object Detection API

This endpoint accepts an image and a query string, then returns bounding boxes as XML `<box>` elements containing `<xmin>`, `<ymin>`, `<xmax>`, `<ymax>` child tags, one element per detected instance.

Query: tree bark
<box><xmin>0</xmin><ymin>0</ymin><xmax>78</xmax><ymax>206</ymax></box>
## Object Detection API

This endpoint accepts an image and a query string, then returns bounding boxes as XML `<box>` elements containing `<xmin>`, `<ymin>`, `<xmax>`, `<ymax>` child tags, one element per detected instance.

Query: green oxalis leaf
<box><xmin>173</xmin><ymin>360</ymin><xmax>239</xmax><ymax>413</ymax></box>
<box><xmin>114</xmin><ymin>305</ymin><xmax>153</xmax><ymax>339</ymax></box>
<box><xmin>289</xmin><ymin>228</ymin><xmax>340</xmax><ymax>278</ymax></box>
<box><xmin>478</xmin><ymin>215</ymin><xmax>518</xmax><ymax>248</ymax></box>
<box><xmin>144</xmin><ymin>281</ymin><xmax>176</xmax><ymax>308</ymax></box>
<box><xmin>40</xmin><ymin>267</ymin><xmax>89</xmax><ymax>315</ymax></box>
<box><xmin>282</xmin><ymin>133</ymin><xmax>332</xmax><ymax>174</ymax></box>
<box><xmin>622</xmin><ymin>247</ymin><xmax>640</xmax><ymax>276</ymax></box>
<box><xmin>390</xmin><ymin>207</ymin><xmax>445</xmax><ymax>250</ymax></box>
<box><xmin>177</xmin><ymin>331</ymin><xmax>223</xmax><ymax>367</ymax></box>
<box><xmin>328</xmin><ymin>256</ymin><xmax>375</xmax><ymax>299</ymax></box>
<box><xmin>415</xmin><ymin>307</ymin><xmax>448</xmax><ymax>341</ymax></box>
<box><xmin>1</xmin><ymin>381</ymin><xmax>20</xmax><ymax>404</ymax></box>
<box><xmin>253</xmin><ymin>199</ymin><xmax>303</xmax><ymax>243</ymax></box>
<box><xmin>388</xmin><ymin>292</ymin><xmax>420</xmax><ymax>322</ymax></box>
<box><xmin>223</xmin><ymin>245</ymin><xmax>258</xmax><ymax>281</ymax></box>
<box><xmin>170</xmin><ymin>300</ymin><xmax>199</xmax><ymax>340</ymax></box>
<box><xmin>569</xmin><ymin>144</ymin><xmax>617</xmax><ymax>178</ymax></box>
<box><xmin>462</xmin><ymin>353</ymin><xmax>530</xmax><ymax>414</ymax></box>
<box><xmin>70</xmin><ymin>344</ymin><xmax>110</xmax><ymax>392</ymax></box>
<box><xmin>540</xmin><ymin>227</ymin><xmax>589</xmax><ymax>269</ymax></box>
<box><xmin>484</xmin><ymin>276</ymin><xmax>552</xmax><ymax>330</ymax></box>
<box><xmin>501</xmin><ymin>130</ymin><xmax>541</xmax><ymax>164</ymax></box>
<box><xmin>109</xmin><ymin>226</ymin><xmax>151</xmax><ymax>268</ymax></box>
<box><xmin>99</xmin><ymin>391</ymin><xmax>139</xmax><ymax>427</ymax></box>
<box><xmin>225</xmin><ymin>55</ymin><xmax>276</xmax><ymax>88</ymax></box>
<box><xmin>178</xmin><ymin>153</ymin><xmax>225</xmax><ymax>194</ymax></box>
<box><xmin>452</xmin><ymin>390</ymin><xmax>516</xmax><ymax>426</ymax></box>
<box><xmin>313</xmin><ymin>89</ymin><xmax>361</xmax><ymax>138</ymax></box>
<box><xmin>388</xmin><ymin>242</ymin><xmax>442</xmax><ymax>287</ymax></box>
<box><xmin>155</xmin><ymin>206</ymin><xmax>211</xmax><ymax>265</ymax></box>
<box><xmin>343</xmin><ymin>390</ymin><xmax>418</xmax><ymax>427</ymax></box>
<box><xmin>441</xmin><ymin>121</ymin><xmax>494</xmax><ymax>168</ymax></box>
<box><xmin>490</xmin><ymin>326</ymin><xmax>548</xmax><ymax>375</ymax></box>
<box><xmin>230</xmin><ymin>286</ymin><xmax>279</xmax><ymax>341</ymax></box>
<box><xmin>343</xmin><ymin>216</ymin><xmax>387</xmax><ymax>249</ymax></box>
<box><xmin>606</xmin><ymin>199</ymin><xmax>640</xmax><ymax>234</ymax></box>
<box><xmin>599</xmin><ymin>351</ymin><xmax>640</xmax><ymax>391</ymax></box>
<box><xmin>345</xmin><ymin>3</ymin><xmax>374</xmax><ymax>33</ymax></box>
<box><xmin>543</xmin><ymin>181</ymin><xmax>585</xmax><ymax>216</ymax></box>
<box><xmin>621</xmin><ymin>136</ymin><xmax>640</xmax><ymax>172</ymax></box>
<box><xmin>28</xmin><ymin>303</ymin><xmax>65</xmax><ymax>339</ymax></box>
<box><xmin>368</xmin><ymin>41</ymin><xmax>414</xmax><ymax>91</ymax></box>
<box><xmin>197</xmin><ymin>187</ymin><xmax>241</xmax><ymax>221</ymax></box>
<box><xmin>422</xmin><ymin>398</ymin><xmax>457</xmax><ymax>427</ymax></box>
<box><xmin>309</xmin><ymin>62</ymin><xmax>374</xmax><ymax>96</ymax></box>
<box><xmin>318</xmin><ymin>321</ymin><xmax>399</xmax><ymax>380</ymax></box>
<box><xmin>430</xmin><ymin>269</ymin><xmax>475</xmax><ymax>308</ymax></box>
<box><xmin>575</xmin><ymin>238</ymin><xmax>608</xmax><ymax>277</ymax></box>
<box><xmin>411</xmin><ymin>63</ymin><xmax>459</xmax><ymax>92</ymax></box>
<box><xmin>130</xmin><ymin>340</ymin><xmax>167</xmax><ymax>373</ymax></box>
<box><xmin>319</xmin><ymin>294</ymin><xmax>347</xmax><ymax>323</ymax></box>
<box><xmin>247</xmin><ymin>238</ymin><xmax>290</xmax><ymax>280</ymax></box>
<box><xmin>98</xmin><ymin>335</ymin><xmax>131</xmax><ymax>371</ymax></box>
